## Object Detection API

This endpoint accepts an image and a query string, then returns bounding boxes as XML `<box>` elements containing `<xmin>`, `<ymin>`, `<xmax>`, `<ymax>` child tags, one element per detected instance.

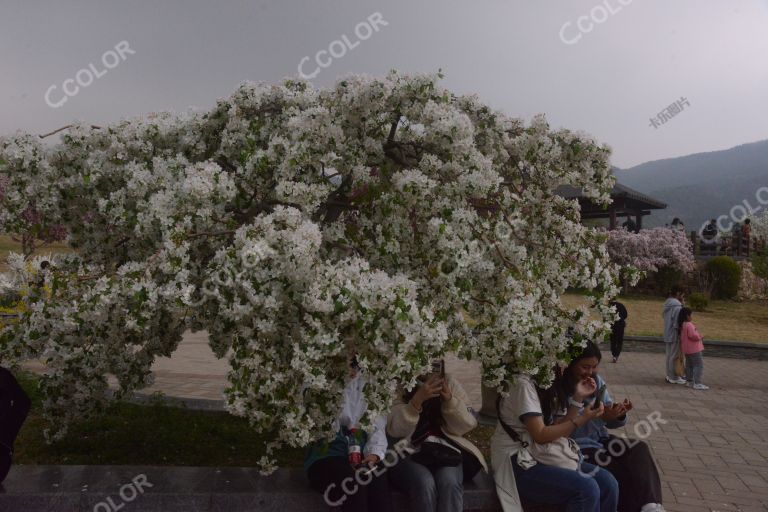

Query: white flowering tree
<box><xmin>0</xmin><ymin>72</ymin><xmax>619</xmax><ymax>469</ymax></box>
<box><xmin>753</xmin><ymin>210</ymin><xmax>768</xmax><ymax>242</ymax></box>
<box><xmin>750</xmin><ymin>211</ymin><xmax>768</xmax><ymax>281</ymax></box>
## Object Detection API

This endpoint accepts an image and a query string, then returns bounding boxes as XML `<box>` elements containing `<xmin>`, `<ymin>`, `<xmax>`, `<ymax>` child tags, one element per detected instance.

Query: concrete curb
<box><xmin>104</xmin><ymin>389</ymin><xmax>226</xmax><ymax>411</ymax></box>
<box><xmin>625</xmin><ymin>335</ymin><xmax>768</xmax><ymax>349</ymax></box>
<box><xmin>0</xmin><ymin>465</ymin><xmax>518</xmax><ymax>512</ymax></box>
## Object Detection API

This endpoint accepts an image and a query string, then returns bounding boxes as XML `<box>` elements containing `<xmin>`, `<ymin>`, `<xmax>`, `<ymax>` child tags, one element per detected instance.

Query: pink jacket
<box><xmin>680</xmin><ymin>321</ymin><xmax>704</xmax><ymax>355</ymax></box>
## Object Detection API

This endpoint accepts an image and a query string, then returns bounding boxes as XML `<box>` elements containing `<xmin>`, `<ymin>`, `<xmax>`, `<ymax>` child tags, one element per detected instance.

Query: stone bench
<box><xmin>0</xmin><ymin>465</ymin><xmax>562</xmax><ymax>511</ymax></box>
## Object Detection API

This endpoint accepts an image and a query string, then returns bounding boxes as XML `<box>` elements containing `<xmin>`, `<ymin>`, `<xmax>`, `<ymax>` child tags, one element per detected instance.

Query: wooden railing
<box><xmin>690</xmin><ymin>231</ymin><xmax>765</xmax><ymax>259</ymax></box>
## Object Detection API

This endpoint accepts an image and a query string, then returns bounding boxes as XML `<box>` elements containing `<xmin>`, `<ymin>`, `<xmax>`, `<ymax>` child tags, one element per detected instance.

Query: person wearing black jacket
<box><xmin>0</xmin><ymin>367</ymin><xmax>31</xmax><ymax>483</ymax></box>
<box><xmin>609</xmin><ymin>301</ymin><xmax>628</xmax><ymax>363</ymax></box>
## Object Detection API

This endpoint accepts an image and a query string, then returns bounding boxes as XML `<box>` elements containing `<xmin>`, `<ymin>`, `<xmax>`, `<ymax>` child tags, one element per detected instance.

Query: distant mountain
<box><xmin>615</xmin><ymin>140</ymin><xmax>768</xmax><ymax>231</ymax></box>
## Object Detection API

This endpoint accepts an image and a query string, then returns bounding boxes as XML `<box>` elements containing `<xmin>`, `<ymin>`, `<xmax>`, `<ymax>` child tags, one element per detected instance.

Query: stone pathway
<box><xmin>23</xmin><ymin>332</ymin><xmax>768</xmax><ymax>511</ymax></box>
<box><xmin>589</xmin><ymin>352</ymin><xmax>768</xmax><ymax>512</ymax></box>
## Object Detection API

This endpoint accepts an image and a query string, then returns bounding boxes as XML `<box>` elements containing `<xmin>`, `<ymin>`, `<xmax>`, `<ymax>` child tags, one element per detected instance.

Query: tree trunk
<box><xmin>480</xmin><ymin>383</ymin><xmax>499</xmax><ymax>419</ymax></box>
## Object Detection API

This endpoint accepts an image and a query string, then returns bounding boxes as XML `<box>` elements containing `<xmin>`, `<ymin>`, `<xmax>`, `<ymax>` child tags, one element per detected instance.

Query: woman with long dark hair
<box><xmin>387</xmin><ymin>360</ymin><xmax>486</xmax><ymax>512</ymax></box>
<box><xmin>566</xmin><ymin>341</ymin><xmax>665</xmax><ymax>512</ymax></box>
<box><xmin>677</xmin><ymin>307</ymin><xmax>708</xmax><ymax>390</ymax></box>
<box><xmin>491</xmin><ymin>359</ymin><xmax>618</xmax><ymax>512</ymax></box>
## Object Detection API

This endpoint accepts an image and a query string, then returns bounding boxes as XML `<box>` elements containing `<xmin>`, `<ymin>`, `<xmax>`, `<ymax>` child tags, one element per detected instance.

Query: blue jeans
<box><xmin>388</xmin><ymin>457</ymin><xmax>463</xmax><ymax>512</ymax></box>
<box><xmin>512</xmin><ymin>458</ymin><xmax>619</xmax><ymax>512</ymax></box>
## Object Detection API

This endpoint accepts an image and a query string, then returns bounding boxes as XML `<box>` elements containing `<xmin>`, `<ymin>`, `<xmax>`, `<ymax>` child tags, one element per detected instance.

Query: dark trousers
<box><xmin>0</xmin><ymin>367</ymin><xmax>32</xmax><ymax>483</ymax></box>
<box><xmin>610</xmin><ymin>322</ymin><xmax>625</xmax><ymax>359</ymax></box>
<box><xmin>307</xmin><ymin>456</ymin><xmax>392</xmax><ymax>512</ymax></box>
<box><xmin>582</xmin><ymin>436</ymin><xmax>663</xmax><ymax>512</ymax></box>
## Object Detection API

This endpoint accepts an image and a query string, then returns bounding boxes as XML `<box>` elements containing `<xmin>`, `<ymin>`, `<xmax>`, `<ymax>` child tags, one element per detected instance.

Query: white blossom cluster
<box><xmin>752</xmin><ymin>210</ymin><xmax>768</xmax><ymax>242</ymax></box>
<box><xmin>0</xmin><ymin>72</ymin><xmax>619</xmax><ymax>467</ymax></box>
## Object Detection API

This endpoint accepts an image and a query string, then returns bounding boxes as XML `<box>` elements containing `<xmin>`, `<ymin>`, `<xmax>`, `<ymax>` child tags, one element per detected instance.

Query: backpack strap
<box><xmin>496</xmin><ymin>395</ymin><xmax>528</xmax><ymax>448</ymax></box>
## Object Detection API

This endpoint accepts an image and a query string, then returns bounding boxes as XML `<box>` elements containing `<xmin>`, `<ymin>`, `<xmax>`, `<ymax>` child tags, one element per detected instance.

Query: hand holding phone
<box><xmin>431</xmin><ymin>359</ymin><xmax>445</xmax><ymax>377</ymax></box>
<box><xmin>592</xmin><ymin>385</ymin><xmax>607</xmax><ymax>410</ymax></box>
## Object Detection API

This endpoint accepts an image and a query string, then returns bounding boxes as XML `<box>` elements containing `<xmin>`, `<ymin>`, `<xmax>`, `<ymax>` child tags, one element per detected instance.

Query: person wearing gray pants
<box><xmin>678</xmin><ymin>307</ymin><xmax>709</xmax><ymax>390</ymax></box>
<box><xmin>662</xmin><ymin>286</ymin><xmax>686</xmax><ymax>384</ymax></box>
<box><xmin>684</xmin><ymin>352</ymin><xmax>705</xmax><ymax>386</ymax></box>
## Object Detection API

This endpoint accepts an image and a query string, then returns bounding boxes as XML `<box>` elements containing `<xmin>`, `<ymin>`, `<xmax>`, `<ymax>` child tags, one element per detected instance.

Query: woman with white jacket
<box><xmin>304</xmin><ymin>357</ymin><xmax>392</xmax><ymax>512</ymax></box>
<box><xmin>386</xmin><ymin>363</ymin><xmax>487</xmax><ymax>512</ymax></box>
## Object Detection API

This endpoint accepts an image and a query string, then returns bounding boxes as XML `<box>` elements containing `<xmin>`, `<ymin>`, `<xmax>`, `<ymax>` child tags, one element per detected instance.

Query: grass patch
<box><xmin>0</xmin><ymin>235</ymin><xmax>73</xmax><ymax>273</ymax></box>
<box><xmin>13</xmin><ymin>371</ymin><xmax>304</xmax><ymax>467</ymax></box>
<box><xmin>12</xmin><ymin>370</ymin><xmax>499</xmax><ymax>467</ymax></box>
<box><xmin>563</xmin><ymin>293</ymin><xmax>768</xmax><ymax>343</ymax></box>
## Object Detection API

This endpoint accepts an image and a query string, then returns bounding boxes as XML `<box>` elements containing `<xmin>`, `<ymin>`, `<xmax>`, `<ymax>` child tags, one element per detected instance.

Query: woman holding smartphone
<box><xmin>387</xmin><ymin>360</ymin><xmax>487</xmax><ymax>512</ymax></box>
<box><xmin>566</xmin><ymin>342</ymin><xmax>664</xmax><ymax>512</ymax></box>
<box><xmin>491</xmin><ymin>360</ymin><xmax>618</xmax><ymax>512</ymax></box>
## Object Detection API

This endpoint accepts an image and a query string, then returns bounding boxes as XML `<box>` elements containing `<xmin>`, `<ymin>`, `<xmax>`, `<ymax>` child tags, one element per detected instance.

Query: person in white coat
<box><xmin>304</xmin><ymin>356</ymin><xmax>392</xmax><ymax>512</ymax></box>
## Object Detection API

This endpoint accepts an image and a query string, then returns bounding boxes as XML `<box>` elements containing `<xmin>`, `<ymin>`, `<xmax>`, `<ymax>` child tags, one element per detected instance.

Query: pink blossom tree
<box><xmin>606</xmin><ymin>227</ymin><xmax>695</xmax><ymax>286</ymax></box>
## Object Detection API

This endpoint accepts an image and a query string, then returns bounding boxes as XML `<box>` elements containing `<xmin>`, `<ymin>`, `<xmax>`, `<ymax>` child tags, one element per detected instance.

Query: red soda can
<box><xmin>348</xmin><ymin>444</ymin><xmax>362</xmax><ymax>467</ymax></box>
<box><xmin>347</xmin><ymin>429</ymin><xmax>362</xmax><ymax>467</ymax></box>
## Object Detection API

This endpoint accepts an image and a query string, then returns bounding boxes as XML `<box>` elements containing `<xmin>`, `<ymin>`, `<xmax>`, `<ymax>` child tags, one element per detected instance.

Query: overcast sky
<box><xmin>2</xmin><ymin>0</ymin><xmax>767</xmax><ymax>168</ymax></box>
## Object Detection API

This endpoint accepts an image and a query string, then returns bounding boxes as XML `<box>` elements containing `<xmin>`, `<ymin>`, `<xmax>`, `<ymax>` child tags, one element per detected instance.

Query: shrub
<box><xmin>653</xmin><ymin>266</ymin><xmax>683</xmax><ymax>294</ymax></box>
<box><xmin>687</xmin><ymin>292</ymin><xmax>709</xmax><ymax>312</ymax></box>
<box><xmin>706</xmin><ymin>256</ymin><xmax>741</xmax><ymax>299</ymax></box>
<box><xmin>751</xmin><ymin>247</ymin><xmax>768</xmax><ymax>281</ymax></box>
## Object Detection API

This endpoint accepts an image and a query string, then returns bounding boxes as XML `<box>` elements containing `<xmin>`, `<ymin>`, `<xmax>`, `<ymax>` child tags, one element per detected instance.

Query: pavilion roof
<box><xmin>556</xmin><ymin>182</ymin><xmax>667</xmax><ymax>210</ymax></box>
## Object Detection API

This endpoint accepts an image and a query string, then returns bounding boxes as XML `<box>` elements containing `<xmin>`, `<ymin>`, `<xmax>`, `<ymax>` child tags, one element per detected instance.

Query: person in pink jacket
<box><xmin>677</xmin><ymin>307</ymin><xmax>709</xmax><ymax>390</ymax></box>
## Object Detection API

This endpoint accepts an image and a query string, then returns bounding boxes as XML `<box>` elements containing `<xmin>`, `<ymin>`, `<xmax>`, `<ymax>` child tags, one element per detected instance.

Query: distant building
<box><xmin>556</xmin><ymin>182</ymin><xmax>667</xmax><ymax>231</ymax></box>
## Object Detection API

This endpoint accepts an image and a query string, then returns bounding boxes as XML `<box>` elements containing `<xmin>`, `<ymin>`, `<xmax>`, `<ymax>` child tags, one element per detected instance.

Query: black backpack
<box><xmin>0</xmin><ymin>367</ymin><xmax>31</xmax><ymax>483</ymax></box>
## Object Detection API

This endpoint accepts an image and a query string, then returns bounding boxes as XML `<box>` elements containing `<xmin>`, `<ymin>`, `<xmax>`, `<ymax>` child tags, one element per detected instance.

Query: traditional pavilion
<box><xmin>556</xmin><ymin>183</ymin><xmax>667</xmax><ymax>231</ymax></box>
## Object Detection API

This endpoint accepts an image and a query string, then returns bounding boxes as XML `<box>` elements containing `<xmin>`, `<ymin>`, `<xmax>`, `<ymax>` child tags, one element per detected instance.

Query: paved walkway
<box><xmin>23</xmin><ymin>332</ymin><xmax>768</xmax><ymax>511</ymax></box>
<box><xmin>596</xmin><ymin>353</ymin><xmax>768</xmax><ymax>512</ymax></box>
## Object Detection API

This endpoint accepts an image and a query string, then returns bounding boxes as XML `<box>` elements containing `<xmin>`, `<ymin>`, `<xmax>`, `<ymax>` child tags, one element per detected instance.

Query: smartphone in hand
<box><xmin>592</xmin><ymin>385</ymin><xmax>607</xmax><ymax>410</ymax></box>
<box><xmin>431</xmin><ymin>359</ymin><xmax>445</xmax><ymax>377</ymax></box>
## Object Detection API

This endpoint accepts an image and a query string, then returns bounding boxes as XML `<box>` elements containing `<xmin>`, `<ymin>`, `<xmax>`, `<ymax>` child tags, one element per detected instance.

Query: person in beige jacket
<box><xmin>386</xmin><ymin>362</ymin><xmax>487</xmax><ymax>512</ymax></box>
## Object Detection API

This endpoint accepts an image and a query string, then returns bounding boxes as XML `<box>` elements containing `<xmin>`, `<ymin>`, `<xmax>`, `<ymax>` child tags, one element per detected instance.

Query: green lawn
<box><xmin>13</xmin><ymin>371</ymin><xmax>304</xmax><ymax>467</ymax></box>
<box><xmin>12</xmin><ymin>368</ymin><xmax>497</xmax><ymax>467</ymax></box>
<box><xmin>0</xmin><ymin>235</ymin><xmax>72</xmax><ymax>273</ymax></box>
<box><xmin>564</xmin><ymin>293</ymin><xmax>768</xmax><ymax>343</ymax></box>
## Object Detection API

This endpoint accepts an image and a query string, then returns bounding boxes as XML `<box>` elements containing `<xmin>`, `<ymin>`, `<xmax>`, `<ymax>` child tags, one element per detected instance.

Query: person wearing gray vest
<box><xmin>662</xmin><ymin>286</ymin><xmax>686</xmax><ymax>384</ymax></box>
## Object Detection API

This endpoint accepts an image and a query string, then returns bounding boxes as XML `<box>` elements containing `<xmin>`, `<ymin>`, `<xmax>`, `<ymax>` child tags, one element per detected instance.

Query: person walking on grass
<box><xmin>662</xmin><ymin>286</ymin><xmax>686</xmax><ymax>384</ymax></box>
<box><xmin>677</xmin><ymin>307</ymin><xmax>709</xmax><ymax>390</ymax></box>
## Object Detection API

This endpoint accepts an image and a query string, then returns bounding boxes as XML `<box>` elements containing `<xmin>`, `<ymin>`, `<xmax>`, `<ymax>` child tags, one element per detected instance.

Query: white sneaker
<box><xmin>665</xmin><ymin>376</ymin><xmax>687</xmax><ymax>385</ymax></box>
<box><xmin>693</xmin><ymin>383</ymin><xmax>710</xmax><ymax>390</ymax></box>
<box><xmin>640</xmin><ymin>504</ymin><xmax>665</xmax><ymax>512</ymax></box>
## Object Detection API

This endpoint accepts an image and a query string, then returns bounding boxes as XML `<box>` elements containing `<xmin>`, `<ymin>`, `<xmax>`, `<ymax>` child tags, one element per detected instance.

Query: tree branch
<box><xmin>39</xmin><ymin>124</ymin><xmax>102</xmax><ymax>139</ymax></box>
<box><xmin>387</xmin><ymin>114</ymin><xmax>401</xmax><ymax>142</ymax></box>
<box><xmin>185</xmin><ymin>230</ymin><xmax>236</xmax><ymax>239</ymax></box>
